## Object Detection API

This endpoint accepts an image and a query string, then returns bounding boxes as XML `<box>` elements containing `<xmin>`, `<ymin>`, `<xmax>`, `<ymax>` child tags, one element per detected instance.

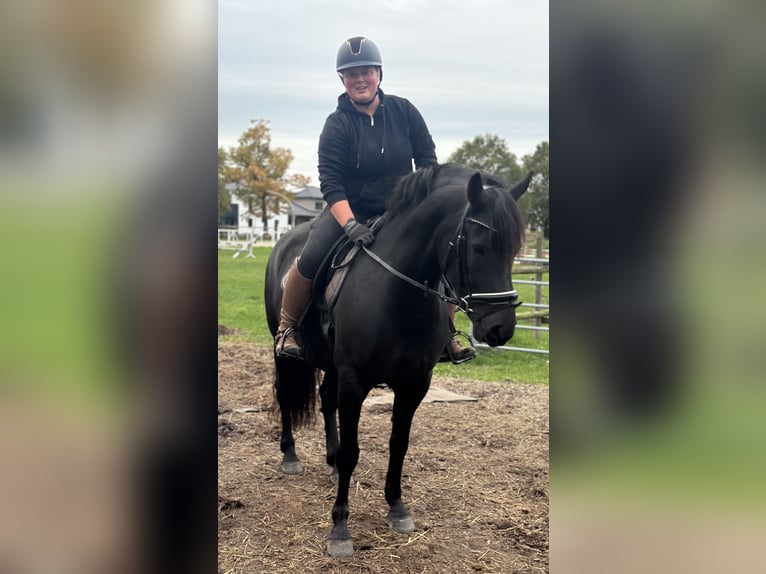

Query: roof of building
<box><xmin>293</xmin><ymin>185</ymin><xmax>323</xmax><ymax>199</ymax></box>
<box><xmin>292</xmin><ymin>202</ymin><xmax>322</xmax><ymax>218</ymax></box>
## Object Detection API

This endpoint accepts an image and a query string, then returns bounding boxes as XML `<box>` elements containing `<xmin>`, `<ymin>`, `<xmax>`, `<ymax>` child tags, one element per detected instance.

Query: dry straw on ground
<box><xmin>218</xmin><ymin>341</ymin><xmax>548</xmax><ymax>573</ymax></box>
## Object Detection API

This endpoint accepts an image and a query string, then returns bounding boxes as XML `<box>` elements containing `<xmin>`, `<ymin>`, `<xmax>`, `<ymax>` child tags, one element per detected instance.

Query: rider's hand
<box><xmin>343</xmin><ymin>218</ymin><xmax>374</xmax><ymax>246</ymax></box>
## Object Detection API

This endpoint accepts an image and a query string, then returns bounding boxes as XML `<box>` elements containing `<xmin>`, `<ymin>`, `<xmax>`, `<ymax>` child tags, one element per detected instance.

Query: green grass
<box><xmin>218</xmin><ymin>246</ymin><xmax>549</xmax><ymax>385</ymax></box>
<box><xmin>217</xmin><ymin>247</ymin><xmax>274</xmax><ymax>343</ymax></box>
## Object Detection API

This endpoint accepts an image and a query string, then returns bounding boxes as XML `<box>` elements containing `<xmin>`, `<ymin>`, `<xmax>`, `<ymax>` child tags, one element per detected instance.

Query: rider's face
<box><xmin>341</xmin><ymin>66</ymin><xmax>380</xmax><ymax>102</ymax></box>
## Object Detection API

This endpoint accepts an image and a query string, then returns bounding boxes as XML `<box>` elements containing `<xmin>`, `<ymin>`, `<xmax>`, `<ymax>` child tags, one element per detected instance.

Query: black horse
<box><xmin>264</xmin><ymin>163</ymin><xmax>529</xmax><ymax>557</ymax></box>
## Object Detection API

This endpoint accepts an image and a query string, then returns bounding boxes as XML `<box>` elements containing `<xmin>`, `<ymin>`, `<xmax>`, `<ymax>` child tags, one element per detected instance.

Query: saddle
<box><xmin>298</xmin><ymin>215</ymin><xmax>386</xmax><ymax>348</ymax></box>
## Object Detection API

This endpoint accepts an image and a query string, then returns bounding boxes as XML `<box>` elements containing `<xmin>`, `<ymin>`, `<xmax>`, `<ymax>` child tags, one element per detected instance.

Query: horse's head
<box><xmin>445</xmin><ymin>171</ymin><xmax>530</xmax><ymax>347</ymax></box>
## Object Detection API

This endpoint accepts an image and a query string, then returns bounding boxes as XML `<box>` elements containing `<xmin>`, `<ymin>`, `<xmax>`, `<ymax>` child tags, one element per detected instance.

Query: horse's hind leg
<box><xmin>276</xmin><ymin>388</ymin><xmax>301</xmax><ymax>474</ymax></box>
<box><xmin>384</xmin><ymin>380</ymin><xmax>430</xmax><ymax>533</ymax></box>
<box><xmin>277</xmin><ymin>406</ymin><xmax>301</xmax><ymax>474</ymax></box>
<box><xmin>274</xmin><ymin>356</ymin><xmax>316</xmax><ymax>474</ymax></box>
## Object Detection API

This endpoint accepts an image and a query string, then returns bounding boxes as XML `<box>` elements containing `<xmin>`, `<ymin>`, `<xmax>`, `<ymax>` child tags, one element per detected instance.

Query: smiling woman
<box><xmin>272</xmin><ymin>35</ymin><xmax>458</xmax><ymax>361</ymax></box>
<box><xmin>341</xmin><ymin>66</ymin><xmax>381</xmax><ymax>107</ymax></box>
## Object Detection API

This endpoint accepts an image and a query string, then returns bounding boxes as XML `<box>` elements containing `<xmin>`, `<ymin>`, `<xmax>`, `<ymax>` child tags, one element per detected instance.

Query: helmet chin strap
<box><xmin>351</xmin><ymin>90</ymin><xmax>379</xmax><ymax>107</ymax></box>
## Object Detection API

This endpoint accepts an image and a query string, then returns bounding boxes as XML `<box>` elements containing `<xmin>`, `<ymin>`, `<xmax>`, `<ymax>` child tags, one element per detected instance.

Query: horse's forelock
<box><xmin>482</xmin><ymin>185</ymin><xmax>526</xmax><ymax>262</ymax></box>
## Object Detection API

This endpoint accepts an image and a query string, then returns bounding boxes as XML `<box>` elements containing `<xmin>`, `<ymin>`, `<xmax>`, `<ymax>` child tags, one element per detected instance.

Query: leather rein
<box><xmin>360</xmin><ymin>201</ymin><xmax>521</xmax><ymax>321</ymax></box>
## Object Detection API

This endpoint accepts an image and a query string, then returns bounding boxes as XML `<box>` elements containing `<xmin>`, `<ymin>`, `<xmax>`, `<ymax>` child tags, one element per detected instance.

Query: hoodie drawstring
<box><xmin>355</xmin><ymin>101</ymin><xmax>386</xmax><ymax>169</ymax></box>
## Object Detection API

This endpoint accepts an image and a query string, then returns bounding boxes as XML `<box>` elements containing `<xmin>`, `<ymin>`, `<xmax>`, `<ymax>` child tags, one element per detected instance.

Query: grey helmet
<box><xmin>336</xmin><ymin>36</ymin><xmax>382</xmax><ymax>75</ymax></box>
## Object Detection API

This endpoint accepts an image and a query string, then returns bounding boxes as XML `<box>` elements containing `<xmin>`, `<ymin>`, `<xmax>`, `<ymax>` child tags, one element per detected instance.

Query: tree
<box><xmin>447</xmin><ymin>134</ymin><xmax>523</xmax><ymax>187</ymax></box>
<box><xmin>220</xmin><ymin>119</ymin><xmax>310</xmax><ymax>235</ymax></box>
<box><xmin>448</xmin><ymin>134</ymin><xmax>549</xmax><ymax>235</ymax></box>
<box><xmin>520</xmin><ymin>141</ymin><xmax>549</xmax><ymax>237</ymax></box>
<box><xmin>218</xmin><ymin>146</ymin><xmax>232</xmax><ymax>218</ymax></box>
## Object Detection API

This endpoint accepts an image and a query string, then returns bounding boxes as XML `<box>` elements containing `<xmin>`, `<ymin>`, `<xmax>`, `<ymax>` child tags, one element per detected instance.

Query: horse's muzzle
<box><xmin>472</xmin><ymin>308</ymin><xmax>516</xmax><ymax>347</ymax></box>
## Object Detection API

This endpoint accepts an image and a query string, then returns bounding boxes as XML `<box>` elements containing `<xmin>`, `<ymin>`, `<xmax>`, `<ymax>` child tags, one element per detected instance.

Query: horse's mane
<box><xmin>384</xmin><ymin>164</ymin><xmax>443</xmax><ymax>218</ymax></box>
<box><xmin>385</xmin><ymin>163</ymin><xmax>526</xmax><ymax>260</ymax></box>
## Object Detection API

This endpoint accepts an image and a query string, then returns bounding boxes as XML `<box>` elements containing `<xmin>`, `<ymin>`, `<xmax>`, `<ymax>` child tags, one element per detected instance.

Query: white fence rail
<box><xmin>217</xmin><ymin>228</ymin><xmax>263</xmax><ymax>258</ymax></box>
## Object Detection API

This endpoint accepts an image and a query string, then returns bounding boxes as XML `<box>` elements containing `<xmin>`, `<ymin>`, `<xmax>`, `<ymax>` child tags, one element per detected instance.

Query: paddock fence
<box><xmin>218</xmin><ymin>227</ymin><xmax>289</xmax><ymax>258</ymax></box>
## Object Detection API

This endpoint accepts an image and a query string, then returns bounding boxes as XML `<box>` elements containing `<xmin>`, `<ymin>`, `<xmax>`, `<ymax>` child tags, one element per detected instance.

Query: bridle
<box><xmin>441</xmin><ymin>202</ymin><xmax>522</xmax><ymax>320</ymax></box>
<box><xmin>360</xmin><ymin>198</ymin><xmax>521</xmax><ymax>322</ymax></box>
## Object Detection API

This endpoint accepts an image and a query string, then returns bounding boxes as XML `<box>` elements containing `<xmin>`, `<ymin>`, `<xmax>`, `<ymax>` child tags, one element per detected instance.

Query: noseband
<box><xmin>360</xmin><ymin>201</ymin><xmax>521</xmax><ymax>322</ymax></box>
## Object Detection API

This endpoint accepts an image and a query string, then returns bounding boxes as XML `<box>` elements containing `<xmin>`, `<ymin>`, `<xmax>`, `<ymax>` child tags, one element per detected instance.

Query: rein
<box><xmin>360</xmin><ymin>201</ymin><xmax>521</xmax><ymax>319</ymax></box>
<box><xmin>361</xmin><ymin>245</ymin><xmax>460</xmax><ymax>305</ymax></box>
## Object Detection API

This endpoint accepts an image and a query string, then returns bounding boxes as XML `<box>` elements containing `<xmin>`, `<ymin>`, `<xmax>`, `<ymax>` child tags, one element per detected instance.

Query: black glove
<box><xmin>343</xmin><ymin>218</ymin><xmax>374</xmax><ymax>246</ymax></box>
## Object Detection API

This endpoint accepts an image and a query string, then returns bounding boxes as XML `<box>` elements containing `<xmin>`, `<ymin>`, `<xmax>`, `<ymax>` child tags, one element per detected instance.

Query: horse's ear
<box><xmin>510</xmin><ymin>171</ymin><xmax>534</xmax><ymax>201</ymax></box>
<box><xmin>467</xmin><ymin>172</ymin><xmax>483</xmax><ymax>206</ymax></box>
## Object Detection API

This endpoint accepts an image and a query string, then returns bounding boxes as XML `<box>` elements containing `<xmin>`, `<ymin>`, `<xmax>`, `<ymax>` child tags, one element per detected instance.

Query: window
<box><xmin>219</xmin><ymin>203</ymin><xmax>238</xmax><ymax>227</ymax></box>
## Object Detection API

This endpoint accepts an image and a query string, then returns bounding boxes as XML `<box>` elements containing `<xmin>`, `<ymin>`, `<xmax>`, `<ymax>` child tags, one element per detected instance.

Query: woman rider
<box><xmin>274</xmin><ymin>36</ymin><xmax>475</xmax><ymax>364</ymax></box>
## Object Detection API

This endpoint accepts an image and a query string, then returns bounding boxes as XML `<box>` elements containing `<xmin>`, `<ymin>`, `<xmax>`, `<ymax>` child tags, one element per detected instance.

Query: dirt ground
<box><xmin>218</xmin><ymin>341</ymin><xmax>549</xmax><ymax>573</ymax></box>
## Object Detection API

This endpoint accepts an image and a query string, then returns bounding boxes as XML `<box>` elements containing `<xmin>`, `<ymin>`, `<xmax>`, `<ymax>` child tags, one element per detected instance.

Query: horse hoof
<box><xmin>281</xmin><ymin>461</ymin><xmax>303</xmax><ymax>474</ymax></box>
<box><xmin>327</xmin><ymin>539</ymin><xmax>354</xmax><ymax>558</ymax></box>
<box><xmin>387</xmin><ymin>514</ymin><xmax>415</xmax><ymax>533</ymax></box>
<box><xmin>330</xmin><ymin>471</ymin><xmax>355</xmax><ymax>486</ymax></box>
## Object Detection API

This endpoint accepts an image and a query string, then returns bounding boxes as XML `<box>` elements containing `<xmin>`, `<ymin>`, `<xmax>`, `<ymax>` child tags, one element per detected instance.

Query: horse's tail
<box><xmin>272</xmin><ymin>356</ymin><xmax>319</xmax><ymax>429</ymax></box>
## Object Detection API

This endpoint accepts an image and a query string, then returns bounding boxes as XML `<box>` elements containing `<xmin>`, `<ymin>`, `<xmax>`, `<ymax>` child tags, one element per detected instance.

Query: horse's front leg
<box><xmin>384</xmin><ymin>378</ymin><xmax>430</xmax><ymax>533</ymax></box>
<box><xmin>327</xmin><ymin>373</ymin><xmax>367</xmax><ymax>558</ymax></box>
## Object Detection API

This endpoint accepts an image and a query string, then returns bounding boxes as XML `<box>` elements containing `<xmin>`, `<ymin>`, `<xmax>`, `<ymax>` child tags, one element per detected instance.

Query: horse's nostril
<box><xmin>486</xmin><ymin>323</ymin><xmax>515</xmax><ymax>347</ymax></box>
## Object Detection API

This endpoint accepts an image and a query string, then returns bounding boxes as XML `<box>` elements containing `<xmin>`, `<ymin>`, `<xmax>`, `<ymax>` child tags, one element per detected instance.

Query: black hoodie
<box><xmin>317</xmin><ymin>89</ymin><xmax>437</xmax><ymax>217</ymax></box>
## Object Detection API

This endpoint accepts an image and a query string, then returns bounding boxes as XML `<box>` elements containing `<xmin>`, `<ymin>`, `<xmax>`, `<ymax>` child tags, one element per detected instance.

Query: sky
<box><xmin>218</xmin><ymin>0</ymin><xmax>548</xmax><ymax>184</ymax></box>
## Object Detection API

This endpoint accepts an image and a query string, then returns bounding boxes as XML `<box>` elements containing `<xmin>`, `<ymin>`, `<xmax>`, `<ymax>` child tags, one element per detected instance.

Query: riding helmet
<box><xmin>336</xmin><ymin>36</ymin><xmax>383</xmax><ymax>73</ymax></box>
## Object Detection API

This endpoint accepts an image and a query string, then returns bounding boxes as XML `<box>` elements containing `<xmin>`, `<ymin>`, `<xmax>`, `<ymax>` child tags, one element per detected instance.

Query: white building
<box><xmin>219</xmin><ymin>184</ymin><xmax>324</xmax><ymax>242</ymax></box>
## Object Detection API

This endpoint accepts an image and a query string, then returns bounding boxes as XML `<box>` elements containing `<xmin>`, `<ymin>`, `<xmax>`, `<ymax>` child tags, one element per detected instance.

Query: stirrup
<box><xmin>275</xmin><ymin>327</ymin><xmax>304</xmax><ymax>360</ymax></box>
<box><xmin>441</xmin><ymin>331</ymin><xmax>476</xmax><ymax>365</ymax></box>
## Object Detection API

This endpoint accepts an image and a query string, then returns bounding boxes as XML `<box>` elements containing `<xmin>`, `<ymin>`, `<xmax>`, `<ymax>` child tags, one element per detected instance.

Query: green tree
<box><xmin>220</xmin><ymin>119</ymin><xmax>310</xmax><ymax>235</ymax></box>
<box><xmin>520</xmin><ymin>141</ymin><xmax>549</xmax><ymax>237</ymax></box>
<box><xmin>447</xmin><ymin>134</ymin><xmax>523</xmax><ymax>186</ymax></box>
<box><xmin>218</xmin><ymin>146</ymin><xmax>232</xmax><ymax>218</ymax></box>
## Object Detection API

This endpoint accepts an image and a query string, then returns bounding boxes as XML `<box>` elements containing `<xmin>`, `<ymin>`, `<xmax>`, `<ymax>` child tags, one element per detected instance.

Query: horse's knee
<box><xmin>325</xmin><ymin>437</ymin><xmax>339</xmax><ymax>467</ymax></box>
<box><xmin>336</xmin><ymin>445</ymin><xmax>360</xmax><ymax>471</ymax></box>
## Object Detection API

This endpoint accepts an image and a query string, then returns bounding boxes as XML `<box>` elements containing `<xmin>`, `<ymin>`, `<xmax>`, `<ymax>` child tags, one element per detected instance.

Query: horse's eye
<box><xmin>472</xmin><ymin>244</ymin><xmax>486</xmax><ymax>256</ymax></box>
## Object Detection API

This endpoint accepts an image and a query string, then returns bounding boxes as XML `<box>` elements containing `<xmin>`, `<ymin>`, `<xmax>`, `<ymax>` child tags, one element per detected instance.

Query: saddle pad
<box><xmin>324</xmin><ymin>244</ymin><xmax>361</xmax><ymax>308</ymax></box>
<box><xmin>322</xmin><ymin>215</ymin><xmax>385</xmax><ymax>309</ymax></box>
